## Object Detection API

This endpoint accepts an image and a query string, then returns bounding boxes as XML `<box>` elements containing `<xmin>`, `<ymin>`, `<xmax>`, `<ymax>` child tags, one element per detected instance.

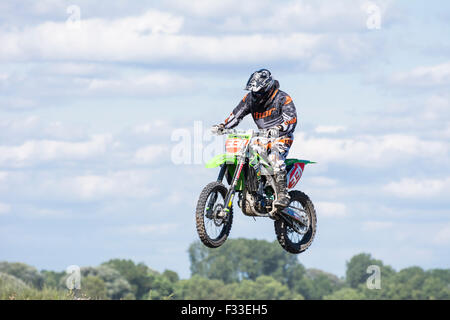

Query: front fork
<box><xmin>205</xmin><ymin>164</ymin><xmax>227</xmax><ymax>218</ymax></box>
<box><xmin>222</xmin><ymin>158</ymin><xmax>245</xmax><ymax>216</ymax></box>
<box><xmin>206</xmin><ymin>158</ymin><xmax>245</xmax><ymax>219</ymax></box>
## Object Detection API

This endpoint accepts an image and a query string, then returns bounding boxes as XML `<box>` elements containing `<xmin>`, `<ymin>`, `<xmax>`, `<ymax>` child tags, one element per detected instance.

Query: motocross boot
<box><xmin>273</xmin><ymin>170</ymin><xmax>290</xmax><ymax>209</ymax></box>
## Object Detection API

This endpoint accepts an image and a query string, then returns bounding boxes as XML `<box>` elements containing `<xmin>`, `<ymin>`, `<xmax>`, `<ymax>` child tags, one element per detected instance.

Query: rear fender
<box><xmin>285</xmin><ymin>159</ymin><xmax>316</xmax><ymax>189</ymax></box>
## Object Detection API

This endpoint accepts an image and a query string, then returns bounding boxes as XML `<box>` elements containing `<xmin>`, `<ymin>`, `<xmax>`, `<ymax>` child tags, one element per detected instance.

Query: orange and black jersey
<box><xmin>223</xmin><ymin>81</ymin><xmax>297</xmax><ymax>136</ymax></box>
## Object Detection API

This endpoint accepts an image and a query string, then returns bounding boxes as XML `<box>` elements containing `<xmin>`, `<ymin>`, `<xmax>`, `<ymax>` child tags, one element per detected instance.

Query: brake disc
<box><xmin>212</xmin><ymin>204</ymin><xmax>226</xmax><ymax>226</ymax></box>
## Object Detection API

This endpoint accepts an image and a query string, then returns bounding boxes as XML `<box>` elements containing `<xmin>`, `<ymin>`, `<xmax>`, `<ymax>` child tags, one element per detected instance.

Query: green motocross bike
<box><xmin>195</xmin><ymin>128</ymin><xmax>317</xmax><ymax>254</ymax></box>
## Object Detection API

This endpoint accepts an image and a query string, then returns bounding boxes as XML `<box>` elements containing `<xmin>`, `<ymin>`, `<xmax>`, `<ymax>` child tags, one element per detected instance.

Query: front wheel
<box><xmin>195</xmin><ymin>182</ymin><xmax>233</xmax><ymax>248</ymax></box>
<box><xmin>274</xmin><ymin>190</ymin><xmax>317</xmax><ymax>254</ymax></box>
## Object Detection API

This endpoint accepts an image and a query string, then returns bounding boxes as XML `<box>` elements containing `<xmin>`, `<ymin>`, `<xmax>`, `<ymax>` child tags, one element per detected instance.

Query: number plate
<box><xmin>225</xmin><ymin>138</ymin><xmax>249</xmax><ymax>154</ymax></box>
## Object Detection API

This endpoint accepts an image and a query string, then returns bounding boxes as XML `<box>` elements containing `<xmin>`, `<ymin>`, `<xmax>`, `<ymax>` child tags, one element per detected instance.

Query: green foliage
<box><xmin>174</xmin><ymin>275</ymin><xmax>302</xmax><ymax>300</ymax></box>
<box><xmin>360</xmin><ymin>266</ymin><xmax>450</xmax><ymax>300</ymax></box>
<box><xmin>189</xmin><ymin>238</ymin><xmax>302</xmax><ymax>285</ymax></box>
<box><xmin>324</xmin><ymin>288</ymin><xmax>365</xmax><ymax>300</ymax></box>
<box><xmin>174</xmin><ymin>275</ymin><xmax>228</xmax><ymax>300</ymax></box>
<box><xmin>0</xmin><ymin>272</ymin><xmax>30</xmax><ymax>297</ymax></box>
<box><xmin>163</xmin><ymin>269</ymin><xmax>180</xmax><ymax>283</ymax></box>
<box><xmin>0</xmin><ymin>262</ymin><xmax>44</xmax><ymax>289</ymax></box>
<box><xmin>81</xmin><ymin>276</ymin><xmax>108</xmax><ymax>300</ymax></box>
<box><xmin>74</xmin><ymin>265</ymin><xmax>134</xmax><ymax>300</ymax></box>
<box><xmin>102</xmin><ymin>259</ymin><xmax>155</xmax><ymax>299</ymax></box>
<box><xmin>41</xmin><ymin>270</ymin><xmax>66</xmax><ymax>289</ymax></box>
<box><xmin>225</xmin><ymin>276</ymin><xmax>304</xmax><ymax>300</ymax></box>
<box><xmin>0</xmin><ymin>272</ymin><xmax>72</xmax><ymax>300</ymax></box>
<box><xmin>298</xmin><ymin>269</ymin><xmax>345</xmax><ymax>299</ymax></box>
<box><xmin>345</xmin><ymin>253</ymin><xmax>394</xmax><ymax>288</ymax></box>
<box><xmin>1</xmin><ymin>240</ymin><xmax>449</xmax><ymax>300</ymax></box>
<box><xmin>147</xmin><ymin>273</ymin><xmax>177</xmax><ymax>300</ymax></box>
<box><xmin>427</xmin><ymin>269</ymin><xmax>450</xmax><ymax>284</ymax></box>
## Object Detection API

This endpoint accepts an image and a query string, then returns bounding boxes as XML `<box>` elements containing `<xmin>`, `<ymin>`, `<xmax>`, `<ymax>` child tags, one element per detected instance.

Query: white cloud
<box><xmin>0</xmin><ymin>135</ymin><xmax>111</xmax><ymax>167</ymax></box>
<box><xmin>0</xmin><ymin>171</ymin><xmax>8</xmax><ymax>181</ymax></box>
<box><xmin>390</xmin><ymin>61</ymin><xmax>450</xmax><ymax>87</ymax></box>
<box><xmin>118</xmin><ymin>223</ymin><xmax>178</xmax><ymax>235</ymax></box>
<box><xmin>81</xmin><ymin>72</ymin><xmax>193</xmax><ymax>95</ymax></box>
<box><xmin>314</xmin><ymin>125</ymin><xmax>347</xmax><ymax>134</ymax></box>
<box><xmin>68</xmin><ymin>171</ymin><xmax>158</xmax><ymax>200</ymax></box>
<box><xmin>132</xmin><ymin>120</ymin><xmax>171</xmax><ymax>135</ymax></box>
<box><xmin>44</xmin><ymin>62</ymin><xmax>104</xmax><ymax>76</ymax></box>
<box><xmin>383</xmin><ymin>177</ymin><xmax>450</xmax><ymax>198</ymax></box>
<box><xmin>0</xmin><ymin>73</ymin><xmax>9</xmax><ymax>82</ymax></box>
<box><xmin>0</xmin><ymin>9</ymin><xmax>381</xmax><ymax>70</ymax></box>
<box><xmin>0</xmin><ymin>203</ymin><xmax>11</xmax><ymax>215</ymax></box>
<box><xmin>170</xmin><ymin>0</ymin><xmax>393</xmax><ymax>33</ymax></box>
<box><xmin>362</xmin><ymin>221</ymin><xmax>394</xmax><ymax>231</ymax></box>
<box><xmin>0</xmin><ymin>116</ymin><xmax>89</xmax><ymax>142</ymax></box>
<box><xmin>0</xmin><ymin>97</ymin><xmax>37</xmax><ymax>110</ymax></box>
<box><xmin>309</xmin><ymin>176</ymin><xmax>338</xmax><ymax>187</ymax></box>
<box><xmin>433</xmin><ymin>224</ymin><xmax>450</xmax><ymax>245</ymax></box>
<box><xmin>315</xmin><ymin>201</ymin><xmax>347</xmax><ymax>217</ymax></box>
<box><xmin>290</xmin><ymin>133</ymin><xmax>449</xmax><ymax>167</ymax></box>
<box><xmin>423</xmin><ymin>94</ymin><xmax>450</xmax><ymax>121</ymax></box>
<box><xmin>134</xmin><ymin>145</ymin><xmax>170</xmax><ymax>164</ymax></box>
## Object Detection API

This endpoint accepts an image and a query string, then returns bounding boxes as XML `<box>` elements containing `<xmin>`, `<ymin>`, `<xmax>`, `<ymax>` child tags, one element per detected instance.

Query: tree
<box><xmin>422</xmin><ymin>276</ymin><xmax>450</xmax><ymax>300</ymax></box>
<box><xmin>0</xmin><ymin>272</ymin><xmax>30</xmax><ymax>299</ymax></box>
<box><xmin>41</xmin><ymin>270</ymin><xmax>66</xmax><ymax>289</ymax></box>
<box><xmin>0</xmin><ymin>272</ymin><xmax>72</xmax><ymax>300</ymax></box>
<box><xmin>188</xmin><ymin>238</ymin><xmax>304</xmax><ymax>285</ymax></box>
<box><xmin>67</xmin><ymin>265</ymin><xmax>134</xmax><ymax>300</ymax></box>
<box><xmin>81</xmin><ymin>276</ymin><xmax>108</xmax><ymax>300</ymax></box>
<box><xmin>174</xmin><ymin>276</ymin><xmax>228</xmax><ymax>300</ymax></box>
<box><xmin>0</xmin><ymin>262</ymin><xmax>44</xmax><ymax>289</ymax></box>
<box><xmin>162</xmin><ymin>269</ymin><xmax>180</xmax><ymax>283</ymax></box>
<box><xmin>147</xmin><ymin>274</ymin><xmax>176</xmax><ymax>300</ymax></box>
<box><xmin>324</xmin><ymin>288</ymin><xmax>365</xmax><ymax>300</ymax></box>
<box><xmin>345</xmin><ymin>253</ymin><xmax>393</xmax><ymax>288</ymax></box>
<box><xmin>226</xmin><ymin>276</ymin><xmax>304</xmax><ymax>300</ymax></box>
<box><xmin>291</xmin><ymin>269</ymin><xmax>344</xmax><ymax>300</ymax></box>
<box><xmin>427</xmin><ymin>269</ymin><xmax>450</xmax><ymax>284</ymax></box>
<box><xmin>102</xmin><ymin>259</ymin><xmax>155</xmax><ymax>299</ymax></box>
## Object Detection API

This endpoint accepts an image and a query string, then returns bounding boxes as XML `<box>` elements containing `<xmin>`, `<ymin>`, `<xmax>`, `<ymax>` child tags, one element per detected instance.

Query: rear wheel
<box><xmin>195</xmin><ymin>182</ymin><xmax>233</xmax><ymax>248</ymax></box>
<box><xmin>274</xmin><ymin>190</ymin><xmax>317</xmax><ymax>254</ymax></box>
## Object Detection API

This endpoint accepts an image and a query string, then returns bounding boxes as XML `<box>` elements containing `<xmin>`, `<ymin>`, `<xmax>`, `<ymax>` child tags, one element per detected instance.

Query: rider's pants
<box><xmin>251</xmin><ymin>134</ymin><xmax>294</xmax><ymax>174</ymax></box>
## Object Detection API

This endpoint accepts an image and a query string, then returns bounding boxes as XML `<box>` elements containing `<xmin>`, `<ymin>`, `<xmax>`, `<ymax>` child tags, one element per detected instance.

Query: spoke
<box><xmin>285</xmin><ymin>200</ymin><xmax>309</xmax><ymax>243</ymax></box>
<box><xmin>204</xmin><ymin>190</ymin><xmax>226</xmax><ymax>240</ymax></box>
<box><xmin>288</xmin><ymin>205</ymin><xmax>306</xmax><ymax>213</ymax></box>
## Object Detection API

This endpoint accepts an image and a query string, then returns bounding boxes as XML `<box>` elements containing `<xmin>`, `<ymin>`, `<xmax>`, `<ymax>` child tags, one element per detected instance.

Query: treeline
<box><xmin>1</xmin><ymin>238</ymin><xmax>449</xmax><ymax>300</ymax></box>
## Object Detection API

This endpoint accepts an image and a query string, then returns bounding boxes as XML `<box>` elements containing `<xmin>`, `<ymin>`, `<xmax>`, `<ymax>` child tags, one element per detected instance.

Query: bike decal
<box><xmin>225</xmin><ymin>138</ymin><xmax>249</xmax><ymax>154</ymax></box>
<box><xmin>283</xmin><ymin>207</ymin><xmax>302</xmax><ymax>222</ymax></box>
<box><xmin>228</xmin><ymin>193</ymin><xmax>234</xmax><ymax>208</ymax></box>
<box><xmin>287</xmin><ymin>163</ymin><xmax>303</xmax><ymax>189</ymax></box>
<box><xmin>235</xmin><ymin>161</ymin><xmax>245</xmax><ymax>180</ymax></box>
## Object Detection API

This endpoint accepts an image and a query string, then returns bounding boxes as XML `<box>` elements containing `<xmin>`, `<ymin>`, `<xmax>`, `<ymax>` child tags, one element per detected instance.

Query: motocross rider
<box><xmin>212</xmin><ymin>69</ymin><xmax>297</xmax><ymax>209</ymax></box>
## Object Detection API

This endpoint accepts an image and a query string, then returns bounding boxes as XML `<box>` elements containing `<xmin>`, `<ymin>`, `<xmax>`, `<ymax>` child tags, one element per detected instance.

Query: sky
<box><xmin>0</xmin><ymin>0</ymin><xmax>449</xmax><ymax>279</ymax></box>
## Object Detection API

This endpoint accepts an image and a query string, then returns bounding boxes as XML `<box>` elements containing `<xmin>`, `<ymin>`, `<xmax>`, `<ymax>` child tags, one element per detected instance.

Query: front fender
<box><xmin>205</xmin><ymin>154</ymin><xmax>238</xmax><ymax>168</ymax></box>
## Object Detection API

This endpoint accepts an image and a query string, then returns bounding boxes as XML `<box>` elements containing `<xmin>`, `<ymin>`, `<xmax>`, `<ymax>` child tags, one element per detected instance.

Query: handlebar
<box><xmin>213</xmin><ymin>127</ymin><xmax>272</xmax><ymax>138</ymax></box>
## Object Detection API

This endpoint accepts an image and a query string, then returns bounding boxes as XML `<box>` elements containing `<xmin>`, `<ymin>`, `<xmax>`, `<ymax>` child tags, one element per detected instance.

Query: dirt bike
<box><xmin>195</xmin><ymin>128</ymin><xmax>317</xmax><ymax>254</ymax></box>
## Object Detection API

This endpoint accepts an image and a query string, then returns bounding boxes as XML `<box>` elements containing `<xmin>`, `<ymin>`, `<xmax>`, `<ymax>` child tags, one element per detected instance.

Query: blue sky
<box><xmin>0</xmin><ymin>0</ymin><xmax>449</xmax><ymax>279</ymax></box>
